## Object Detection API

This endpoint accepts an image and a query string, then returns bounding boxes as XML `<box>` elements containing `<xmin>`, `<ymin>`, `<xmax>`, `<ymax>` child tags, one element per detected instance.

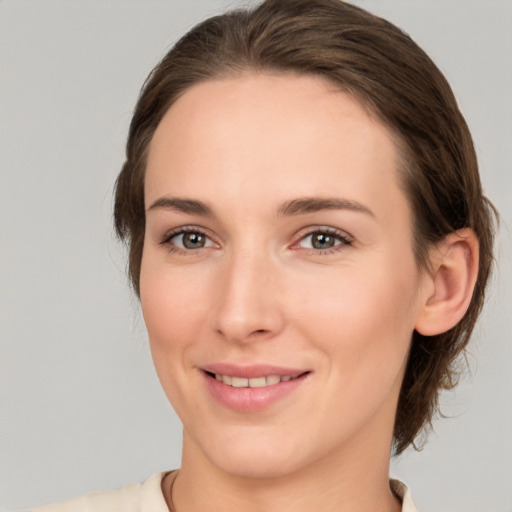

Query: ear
<box><xmin>415</xmin><ymin>228</ymin><xmax>479</xmax><ymax>336</ymax></box>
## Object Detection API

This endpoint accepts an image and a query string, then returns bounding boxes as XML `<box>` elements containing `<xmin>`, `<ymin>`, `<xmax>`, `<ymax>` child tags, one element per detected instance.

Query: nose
<box><xmin>211</xmin><ymin>248</ymin><xmax>285</xmax><ymax>344</ymax></box>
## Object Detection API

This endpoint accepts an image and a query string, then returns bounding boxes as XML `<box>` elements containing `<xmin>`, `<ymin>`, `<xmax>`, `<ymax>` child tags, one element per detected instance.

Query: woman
<box><xmin>19</xmin><ymin>1</ymin><xmax>498</xmax><ymax>511</ymax></box>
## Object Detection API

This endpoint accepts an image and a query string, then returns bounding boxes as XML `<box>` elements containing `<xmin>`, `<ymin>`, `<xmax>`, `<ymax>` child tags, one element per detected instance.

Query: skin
<box><xmin>140</xmin><ymin>72</ymin><xmax>436</xmax><ymax>512</ymax></box>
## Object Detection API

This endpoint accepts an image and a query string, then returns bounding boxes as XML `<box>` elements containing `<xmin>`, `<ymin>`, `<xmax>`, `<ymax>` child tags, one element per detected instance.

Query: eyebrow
<box><xmin>146</xmin><ymin>195</ymin><xmax>375</xmax><ymax>219</ymax></box>
<box><xmin>147</xmin><ymin>197</ymin><xmax>214</xmax><ymax>216</ymax></box>
<box><xmin>276</xmin><ymin>197</ymin><xmax>375</xmax><ymax>218</ymax></box>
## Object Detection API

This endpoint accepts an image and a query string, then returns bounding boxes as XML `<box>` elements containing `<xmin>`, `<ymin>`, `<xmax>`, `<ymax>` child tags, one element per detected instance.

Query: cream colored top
<box><xmin>24</xmin><ymin>472</ymin><xmax>418</xmax><ymax>512</ymax></box>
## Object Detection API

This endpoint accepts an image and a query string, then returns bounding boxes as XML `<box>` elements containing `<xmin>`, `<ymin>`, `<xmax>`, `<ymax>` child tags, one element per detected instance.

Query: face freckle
<box><xmin>140</xmin><ymin>72</ymin><xmax>428</xmax><ymax>478</ymax></box>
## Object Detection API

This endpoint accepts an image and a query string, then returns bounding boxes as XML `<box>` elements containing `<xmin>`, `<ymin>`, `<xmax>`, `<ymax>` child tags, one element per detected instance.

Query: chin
<box><xmin>212</xmin><ymin>452</ymin><xmax>302</xmax><ymax>479</ymax></box>
<box><xmin>190</xmin><ymin>427</ymin><xmax>311</xmax><ymax>479</ymax></box>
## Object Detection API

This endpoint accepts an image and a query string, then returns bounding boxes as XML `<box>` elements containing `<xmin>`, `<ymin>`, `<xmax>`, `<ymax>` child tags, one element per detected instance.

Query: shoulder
<box><xmin>390</xmin><ymin>479</ymin><xmax>419</xmax><ymax>512</ymax></box>
<box><xmin>22</xmin><ymin>472</ymin><xmax>170</xmax><ymax>512</ymax></box>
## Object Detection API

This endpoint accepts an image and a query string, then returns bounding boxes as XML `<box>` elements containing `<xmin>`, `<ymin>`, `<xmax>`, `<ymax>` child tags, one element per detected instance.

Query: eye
<box><xmin>161</xmin><ymin>228</ymin><xmax>217</xmax><ymax>251</ymax></box>
<box><xmin>295</xmin><ymin>229</ymin><xmax>352</xmax><ymax>252</ymax></box>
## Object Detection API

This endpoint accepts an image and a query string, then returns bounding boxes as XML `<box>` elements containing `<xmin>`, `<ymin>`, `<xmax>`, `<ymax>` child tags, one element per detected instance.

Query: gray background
<box><xmin>1</xmin><ymin>1</ymin><xmax>510</xmax><ymax>511</ymax></box>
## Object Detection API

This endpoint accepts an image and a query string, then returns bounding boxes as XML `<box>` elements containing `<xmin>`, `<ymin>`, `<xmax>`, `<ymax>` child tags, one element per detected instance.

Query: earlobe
<box><xmin>415</xmin><ymin>229</ymin><xmax>479</xmax><ymax>336</ymax></box>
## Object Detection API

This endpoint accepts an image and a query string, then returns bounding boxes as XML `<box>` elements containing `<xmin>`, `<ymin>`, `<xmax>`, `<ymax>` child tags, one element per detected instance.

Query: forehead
<box><xmin>148</xmin><ymin>72</ymin><xmax>391</xmax><ymax>166</ymax></box>
<box><xmin>145</xmin><ymin>72</ymin><xmax>408</xmax><ymax>225</ymax></box>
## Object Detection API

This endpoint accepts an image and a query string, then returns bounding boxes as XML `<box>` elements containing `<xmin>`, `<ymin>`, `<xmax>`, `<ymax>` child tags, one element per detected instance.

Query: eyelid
<box><xmin>289</xmin><ymin>226</ymin><xmax>354</xmax><ymax>252</ymax></box>
<box><xmin>159</xmin><ymin>225</ymin><xmax>220</xmax><ymax>250</ymax></box>
<box><xmin>158</xmin><ymin>224</ymin><xmax>353</xmax><ymax>254</ymax></box>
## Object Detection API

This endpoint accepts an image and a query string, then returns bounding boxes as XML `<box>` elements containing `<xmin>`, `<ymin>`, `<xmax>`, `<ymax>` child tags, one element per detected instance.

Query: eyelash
<box><xmin>159</xmin><ymin>226</ymin><xmax>353</xmax><ymax>255</ymax></box>
<box><xmin>291</xmin><ymin>227</ymin><xmax>353</xmax><ymax>255</ymax></box>
<box><xmin>159</xmin><ymin>226</ymin><xmax>215</xmax><ymax>254</ymax></box>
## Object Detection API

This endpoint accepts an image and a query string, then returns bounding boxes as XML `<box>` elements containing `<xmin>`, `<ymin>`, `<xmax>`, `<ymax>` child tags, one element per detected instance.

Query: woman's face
<box><xmin>140</xmin><ymin>73</ymin><xmax>430</xmax><ymax>477</ymax></box>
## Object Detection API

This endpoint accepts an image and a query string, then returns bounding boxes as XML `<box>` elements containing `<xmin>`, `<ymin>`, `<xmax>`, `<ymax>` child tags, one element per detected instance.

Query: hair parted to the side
<box><xmin>114</xmin><ymin>0</ymin><xmax>497</xmax><ymax>454</ymax></box>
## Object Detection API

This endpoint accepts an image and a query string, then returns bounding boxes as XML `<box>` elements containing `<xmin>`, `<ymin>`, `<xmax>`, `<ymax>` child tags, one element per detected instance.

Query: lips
<box><xmin>201</xmin><ymin>363</ymin><xmax>310</xmax><ymax>412</ymax></box>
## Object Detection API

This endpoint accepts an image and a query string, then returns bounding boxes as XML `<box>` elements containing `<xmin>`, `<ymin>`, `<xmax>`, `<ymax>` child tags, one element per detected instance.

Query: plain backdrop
<box><xmin>1</xmin><ymin>1</ymin><xmax>511</xmax><ymax>511</ymax></box>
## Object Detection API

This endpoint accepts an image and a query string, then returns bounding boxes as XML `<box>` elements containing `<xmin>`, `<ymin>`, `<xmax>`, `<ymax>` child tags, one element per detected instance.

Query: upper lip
<box><xmin>200</xmin><ymin>363</ymin><xmax>310</xmax><ymax>379</ymax></box>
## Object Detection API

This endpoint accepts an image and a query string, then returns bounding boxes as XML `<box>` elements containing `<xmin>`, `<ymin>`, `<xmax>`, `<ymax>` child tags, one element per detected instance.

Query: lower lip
<box><xmin>203</xmin><ymin>372</ymin><xmax>309</xmax><ymax>412</ymax></box>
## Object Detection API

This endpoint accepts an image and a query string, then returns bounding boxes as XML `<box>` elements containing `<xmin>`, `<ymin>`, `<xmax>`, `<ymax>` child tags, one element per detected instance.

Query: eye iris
<box><xmin>312</xmin><ymin>232</ymin><xmax>336</xmax><ymax>249</ymax></box>
<box><xmin>183</xmin><ymin>232</ymin><xmax>205</xmax><ymax>249</ymax></box>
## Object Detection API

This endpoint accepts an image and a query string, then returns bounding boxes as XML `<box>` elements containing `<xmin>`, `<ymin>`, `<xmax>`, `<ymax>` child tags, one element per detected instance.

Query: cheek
<box><xmin>139</xmin><ymin>261</ymin><xmax>207</xmax><ymax>410</ymax></box>
<box><xmin>140</xmin><ymin>257</ymin><xmax>211</xmax><ymax>349</ymax></box>
<box><xmin>139</xmin><ymin>260</ymin><xmax>213</xmax><ymax>415</ymax></box>
<box><xmin>292</xmin><ymin>258</ymin><xmax>420</xmax><ymax>376</ymax></box>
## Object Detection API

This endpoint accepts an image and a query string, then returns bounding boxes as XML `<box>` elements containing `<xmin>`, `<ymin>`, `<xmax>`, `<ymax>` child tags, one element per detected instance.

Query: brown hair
<box><xmin>114</xmin><ymin>0</ymin><xmax>497</xmax><ymax>454</ymax></box>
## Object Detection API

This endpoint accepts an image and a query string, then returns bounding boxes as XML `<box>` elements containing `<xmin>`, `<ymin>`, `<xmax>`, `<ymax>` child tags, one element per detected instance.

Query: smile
<box><xmin>212</xmin><ymin>373</ymin><xmax>299</xmax><ymax>387</ymax></box>
<box><xmin>201</xmin><ymin>366</ymin><xmax>311</xmax><ymax>412</ymax></box>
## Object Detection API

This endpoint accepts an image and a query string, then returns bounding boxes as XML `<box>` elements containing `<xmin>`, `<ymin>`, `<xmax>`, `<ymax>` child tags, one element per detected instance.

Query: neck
<box><xmin>166</xmin><ymin>429</ymin><xmax>401</xmax><ymax>512</ymax></box>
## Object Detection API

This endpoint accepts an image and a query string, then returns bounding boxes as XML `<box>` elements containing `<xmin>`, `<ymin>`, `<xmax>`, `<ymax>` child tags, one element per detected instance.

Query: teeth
<box><xmin>231</xmin><ymin>377</ymin><xmax>249</xmax><ymax>387</ymax></box>
<box><xmin>215</xmin><ymin>373</ymin><xmax>299</xmax><ymax>387</ymax></box>
<box><xmin>249</xmin><ymin>377</ymin><xmax>266</xmax><ymax>388</ymax></box>
<box><xmin>265</xmin><ymin>375</ymin><xmax>281</xmax><ymax>385</ymax></box>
